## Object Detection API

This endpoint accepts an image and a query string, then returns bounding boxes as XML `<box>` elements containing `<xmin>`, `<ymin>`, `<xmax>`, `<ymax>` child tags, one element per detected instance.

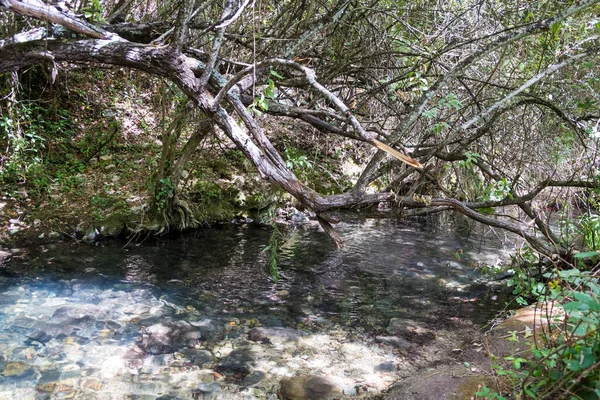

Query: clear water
<box><xmin>0</xmin><ymin>215</ymin><xmax>515</xmax><ymax>398</ymax></box>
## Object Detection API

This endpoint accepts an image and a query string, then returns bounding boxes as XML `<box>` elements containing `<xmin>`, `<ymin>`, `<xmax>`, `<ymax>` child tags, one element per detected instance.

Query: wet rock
<box><xmin>10</xmin><ymin>346</ymin><xmax>37</xmax><ymax>361</ymax></box>
<box><xmin>194</xmin><ymin>382</ymin><xmax>221</xmax><ymax>397</ymax></box>
<box><xmin>141</xmin><ymin>354</ymin><xmax>174</xmax><ymax>374</ymax></box>
<box><xmin>26</xmin><ymin>330</ymin><xmax>53</xmax><ymax>344</ymax></box>
<box><xmin>216</xmin><ymin>349</ymin><xmax>254</xmax><ymax>376</ymax></box>
<box><xmin>290</xmin><ymin>211</ymin><xmax>309</xmax><ymax>224</ymax></box>
<box><xmin>38</xmin><ymin>369</ymin><xmax>61</xmax><ymax>384</ymax></box>
<box><xmin>80</xmin><ymin>377</ymin><xmax>103</xmax><ymax>391</ymax></box>
<box><xmin>13</xmin><ymin>317</ymin><xmax>39</xmax><ymax>330</ymax></box>
<box><xmin>2</xmin><ymin>361</ymin><xmax>34</xmax><ymax>378</ymax></box>
<box><xmin>139</xmin><ymin>321</ymin><xmax>202</xmax><ymax>354</ymax></box>
<box><xmin>0</xmin><ymin>250</ymin><xmax>11</xmax><ymax>264</ymax></box>
<box><xmin>375</xmin><ymin>336</ymin><xmax>412</xmax><ymax>349</ymax></box>
<box><xmin>241</xmin><ymin>370</ymin><xmax>265</xmax><ymax>387</ymax></box>
<box><xmin>386</xmin><ymin>319</ymin><xmax>435</xmax><ymax>344</ymax></box>
<box><xmin>247</xmin><ymin>327</ymin><xmax>307</xmax><ymax>344</ymax></box>
<box><xmin>98</xmin><ymin>215</ymin><xmax>125</xmax><ymax>237</ymax></box>
<box><xmin>279</xmin><ymin>375</ymin><xmax>341</xmax><ymax>400</ymax></box>
<box><xmin>375</xmin><ymin>361</ymin><xmax>396</xmax><ymax>372</ymax></box>
<box><xmin>86</xmin><ymin>228</ymin><xmax>99</xmax><ymax>242</ymax></box>
<box><xmin>142</xmin><ymin>342</ymin><xmax>174</xmax><ymax>355</ymax></box>
<box><xmin>180</xmin><ymin>349</ymin><xmax>214</xmax><ymax>368</ymax></box>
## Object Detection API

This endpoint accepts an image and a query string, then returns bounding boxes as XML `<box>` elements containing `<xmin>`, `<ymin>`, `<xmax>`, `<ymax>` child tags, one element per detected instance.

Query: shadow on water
<box><xmin>0</xmin><ymin>214</ymin><xmax>516</xmax><ymax>398</ymax></box>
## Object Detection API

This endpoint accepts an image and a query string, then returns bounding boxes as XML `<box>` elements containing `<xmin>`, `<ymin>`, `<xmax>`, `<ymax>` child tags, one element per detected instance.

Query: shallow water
<box><xmin>0</xmin><ymin>216</ymin><xmax>515</xmax><ymax>399</ymax></box>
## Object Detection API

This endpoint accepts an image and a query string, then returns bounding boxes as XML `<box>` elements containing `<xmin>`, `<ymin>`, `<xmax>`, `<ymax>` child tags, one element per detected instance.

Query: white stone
<box><xmin>100</xmin><ymin>356</ymin><xmax>125</xmax><ymax>379</ymax></box>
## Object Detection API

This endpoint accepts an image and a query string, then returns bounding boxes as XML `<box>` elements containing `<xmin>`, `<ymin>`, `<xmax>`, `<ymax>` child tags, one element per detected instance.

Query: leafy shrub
<box><xmin>480</xmin><ymin>253</ymin><xmax>600</xmax><ymax>399</ymax></box>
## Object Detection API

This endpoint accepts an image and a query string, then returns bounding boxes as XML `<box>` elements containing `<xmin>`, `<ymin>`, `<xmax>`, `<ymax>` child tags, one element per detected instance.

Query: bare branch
<box><xmin>462</xmin><ymin>45</ymin><xmax>600</xmax><ymax>129</ymax></box>
<box><xmin>0</xmin><ymin>0</ymin><xmax>118</xmax><ymax>39</ymax></box>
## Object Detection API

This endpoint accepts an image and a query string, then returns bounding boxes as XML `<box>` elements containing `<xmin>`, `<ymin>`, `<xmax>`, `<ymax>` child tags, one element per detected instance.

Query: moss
<box><xmin>97</xmin><ymin>214</ymin><xmax>126</xmax><ymax>237</ymax></box>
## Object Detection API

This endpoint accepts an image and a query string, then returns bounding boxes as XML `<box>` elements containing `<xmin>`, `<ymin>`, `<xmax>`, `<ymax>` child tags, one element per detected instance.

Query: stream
<box><xmin>0</xmin><ymin>215</ymin><xmax>516</xmax><ymax>399</ymax></box>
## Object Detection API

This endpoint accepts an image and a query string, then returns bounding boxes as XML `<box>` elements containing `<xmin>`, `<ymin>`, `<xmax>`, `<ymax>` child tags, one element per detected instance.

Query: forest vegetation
<box><xmin>1</xmin><ymin>0</ymin><xmax>600</xmax><ymax>398</ymax></box>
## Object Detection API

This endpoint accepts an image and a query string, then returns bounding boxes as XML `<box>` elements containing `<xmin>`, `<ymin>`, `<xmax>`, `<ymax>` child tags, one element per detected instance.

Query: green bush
<box><xmin>480</xmin><ymin>253</ymin><xmax>600</xmax><ymax>399</ymax></box>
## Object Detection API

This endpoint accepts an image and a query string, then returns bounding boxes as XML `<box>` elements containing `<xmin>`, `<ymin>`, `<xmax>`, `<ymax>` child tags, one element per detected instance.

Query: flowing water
<box><xmin>0</xmin><ymin>216</ymin><xmax>516</xmax><ymax>399</ymax></box>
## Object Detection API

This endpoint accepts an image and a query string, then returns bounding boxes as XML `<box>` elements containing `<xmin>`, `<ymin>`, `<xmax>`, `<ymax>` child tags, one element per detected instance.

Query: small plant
<box><xmin>483</xmin><ymin>177</ymin><xmax>513</xmax><ymax>202</ymax></box>
<box><xmin>578</xmin><ymin>212</ymin><xmax>600</xmax><ymax>251</ymax></box>
<box><xmin>262</xmin><ymin>223</ymin><xmax>281</xmax><ymax>282</ymax></box>
<box><xmin>284</xmin><ymin>147</ymin><xmax>312</xmax><ymax>170</ymax></box>
<box><xmin>81</xmin><ymin>0</ymin><xmax>104</xmax><ymax>22</ymax></box>
<box><xmin>155</xmin><ymin>177</ymin><xmax>175</xmax><ymax>212</ymax></box>
<box><xmin>248</xmin><ymin>67</ymin><xmax>283</xmax><ymax>116</ymax></box>
<box><xmin>457</xmin><ymin>151</ymin><xmax>480</xmax><ymax>169</ymax></box>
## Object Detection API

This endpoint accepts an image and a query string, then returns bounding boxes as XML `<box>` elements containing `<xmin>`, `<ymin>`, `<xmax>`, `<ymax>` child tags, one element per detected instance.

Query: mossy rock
<box><xmin>97</xmin><ymin>214</ymin><xmax>126</xmax><ymax>238</ymax></box>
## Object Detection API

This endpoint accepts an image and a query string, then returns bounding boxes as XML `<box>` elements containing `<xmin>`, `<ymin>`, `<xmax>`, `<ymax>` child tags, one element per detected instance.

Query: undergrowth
<box><xmin>477</xmin><ymin>248</ymin><xmax>600</xmax><ymax>399</ymax></box>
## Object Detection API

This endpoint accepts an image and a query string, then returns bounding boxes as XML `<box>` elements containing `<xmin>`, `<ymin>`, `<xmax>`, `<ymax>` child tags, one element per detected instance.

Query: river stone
<box><xmin>375</xmin><ymin>361</ymin><xmax>396</xmax><ymax>372</ymax></box>
<box><xmin>2</xmin><ymin>361</ymin><xmax>34</xmax><ymax>378</ymax></box>
<box><xmin>140</xmin><ymin>321</ymin><xmax>202</xmax><ymax>354</ymax></box>
<box><xmin>216</xmin><ymin>349</ymin><xmax>254</xmax><ymax>376</ymax></box>
<box><xmin>195</xmin><ymin>382</ymin><xmax>221</xmax><ymax>396</ymax></box>
<box><xmin>247</xmin><ymin>327</ymin><xmax>307</xmax><ymax>344</ymax></box>
<box><xmin>241</xmin><ymin>370</ymin><xmax>265</xmax><ymax>387</ymax></box>
<box><xmin>375</xmin><ymin>336</ymin><xmax>412</xmax><ymax>349</ymax></box>
<box><xmin>180</xmin><ymin>349</ymin><xmax>214</xmax><ymax>367</ymax></box>
<box><xmin>100</xmin><ymin>356</ymin><xmax>125</xmax><ymax>378</ymax></box>
<box><xmin>26</xmin><ymin>329</ymin><xmax>53</xmax><ymax>344</ymax></box>
<box><xmin>279</xmin><ymin>375</ymin><xmax>341</xmax><ymax>400</ymax></box>
<box><xmin>80</xmin><ymin>378</ymin><xmax>103</xmax><ymax>391</ymax></box>
<box><xmin>38</xmin><ymin>369</ymin><xmax>61</xmax><ymax>384</ymax></box>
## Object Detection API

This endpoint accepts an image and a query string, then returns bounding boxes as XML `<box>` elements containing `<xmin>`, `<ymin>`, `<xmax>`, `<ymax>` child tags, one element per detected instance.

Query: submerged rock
<box><xmin>387</xmin><ymin>318</ymin><xmax>435</xmax><ymax>344</ymax></box>
<box><xmin>375</xmin><ymin>336</ymin><xmax>412</xmax><ymax>349</ymax></box>
<box><xmin>241</xmin><ymin>370</ymin><xmax>265</xmax><ymax>387</ymax></box>
<box><xmin>1</xmin><ymin>362</ymin><xmax>34</xmax><ymax>378</ymax></box>
<box><xmin>247</xmin><ymin>327</ymin><xmax>307</xmax><ymax>344</ymax></box>
<box><xmin>216</xmin><ymin>349</ymin><xmax>254</xmax><ymax>376</ymax></box>
<box><xmin>179</xmin><ymin>349</ymin><xmax>214</xmax><ymax>367</ymax></box>
<box><xmin>139</xmin><ymin>321</ymin><xmax>202</xmax><ymax>354</ymax></box>
<box><xmin>194</xmin><ymin>382</ymin><xmax>221</xmax><ymax>397</ymax></box>
<box><xmin>279</xmin><ymin>375</ymin><xmax>341</xmax><ymax>400</ymax></box>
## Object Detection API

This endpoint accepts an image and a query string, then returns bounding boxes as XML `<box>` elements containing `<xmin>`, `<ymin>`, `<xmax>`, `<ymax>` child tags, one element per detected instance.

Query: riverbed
<box><xmin>0</xmin><ymin>216</ymin><xmax>514</xmax><ymax>399</ymax></box>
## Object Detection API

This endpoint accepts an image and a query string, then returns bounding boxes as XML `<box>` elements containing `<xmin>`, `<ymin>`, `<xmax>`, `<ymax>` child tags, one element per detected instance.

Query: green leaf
<box><xmin>573</xmin><ymin>251</ymin><xmax>600</xmax><ymax>259</ymax></box>
<box><xmin>422</xmin><ymin>108</ymin><xmax>438</xmax><ymax>119</ymax></box>
<box><xmin>270</xmin><ymin>68</ymin><xmax>284</xmax><ymax>79</ymax></box>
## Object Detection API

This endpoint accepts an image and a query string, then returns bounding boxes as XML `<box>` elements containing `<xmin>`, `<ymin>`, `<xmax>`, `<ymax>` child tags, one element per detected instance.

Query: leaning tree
<box><xmin>1</xmin><ymin>0</ymin><xmax>599</xmax><ymax>260</ymax></box>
